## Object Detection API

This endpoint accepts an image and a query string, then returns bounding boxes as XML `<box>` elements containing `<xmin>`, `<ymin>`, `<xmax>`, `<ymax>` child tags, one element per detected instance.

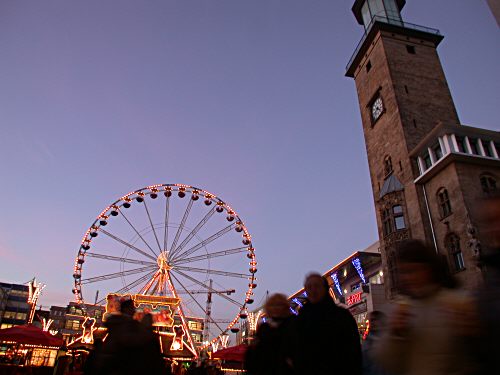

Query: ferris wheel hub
<box><xmin>157</xmin><ymin>251</ymin><xmax>171</xmax><ymax>271</ymax></box>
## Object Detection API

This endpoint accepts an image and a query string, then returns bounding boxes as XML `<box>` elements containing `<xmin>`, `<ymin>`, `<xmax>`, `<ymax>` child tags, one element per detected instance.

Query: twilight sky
<box><xmin>0</xmin><ymin>0</ymin><xmax>498</xmax><ymax>309</ymax></box>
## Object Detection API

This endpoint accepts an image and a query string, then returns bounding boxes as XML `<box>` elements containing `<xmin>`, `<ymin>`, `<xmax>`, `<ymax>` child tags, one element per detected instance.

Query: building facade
<box><xmin>242</xmin><ymin>242</ymin><xmax>389</xmax><ymax>339</ymax></box>
<box><xmin>0</xmin><ymin>282</ymin><xmax>30</xmax><ymax>329</ymax></box>
<box><xmin>346</xmin><ymin>0</ymin><xmax>500</xmax><ymax>297</ymax></box>
<box><xmin>288</xmin><ymin>242</ymin><xmax>390</xmax><ymax>335</ymax></box>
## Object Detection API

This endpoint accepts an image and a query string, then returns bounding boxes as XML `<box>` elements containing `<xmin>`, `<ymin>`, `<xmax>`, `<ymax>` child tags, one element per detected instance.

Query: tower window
<box><xmin>455</xmin><ymin>136</ymin><xmax>467</xmax><ymax>153</ymax></box>
<box><xmin>366</xmin><ymin>61</ymin><xmax>372</xmax><ymax>72</ymax></box>
<box><xmin>469</xmin><ymin>138</ymin><xmax>479</xmax><ymax>155</ymax></box>
<box><xmin>406</xmin><ymin>45</ymin><xmax>416</xmax><ymax>54</ymax></box>
<box><xmin>445</xmin><ymin>234</ymin><xmax>465</xmax><ymax>272</ymax></box>
<box><xmin>382</xmin><ymin>208</ymin><xmax>392</xmax><ymax>236</ymax></box>
<box><xmin>423</xmin><ymin>152</ymin><xmax>432</xmax><ymax>169</ymax></box>
<box><xmin>480</xmin><ymin>174</ymin><xmax>497</xmax><ymax>194</ymax></box>
<box><xmin>393</xmin><ymin>205</ymin><xmax>406</xmax><ymax>230</ymax></box>
<box><xmin>413</xmin><ymin>119</ymin><xmax>417</xmax><ymax>128</ymax></box>
<box><xmin>437</xmin><ymin>188</ymin><xmax>452</xmax><ymax>218</ymax></box>
<box><xmin>482</xmin><ymin>140</ymin><xmax>493</xmax><ymax>157</ymax></box>
<box><xmin>404</xmin><ymin>85</ymin><xmax>409</xmax><ymax>94</ymax></box>
<box><xmin>433</xmin><ymin>143</ymin><xmax>443</xmax><ymax>160</ymax></box>
<box><xmin>381</xmin><ymin>205</ymin><xmax>406</xmax><ymax>236</ymax></box>
<box><xmin>383</xmin><ymin>156</ymin><xmax>393</xmax><ymax>177</ymax></box>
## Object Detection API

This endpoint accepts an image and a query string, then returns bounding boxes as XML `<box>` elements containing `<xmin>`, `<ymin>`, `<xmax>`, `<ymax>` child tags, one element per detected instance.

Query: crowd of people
<box><xmin>68</xmin><ymin>194</ymin><xmax>499</xmax><ymax>375</ymax></box>
<box><xmin>245</xmin><ymin>235</ymin><xmax>500</xmax><ymax>375</ymax></box>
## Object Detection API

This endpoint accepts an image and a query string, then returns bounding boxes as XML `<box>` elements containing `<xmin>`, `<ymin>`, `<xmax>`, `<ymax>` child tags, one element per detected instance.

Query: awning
<box><xmin>0</xmin><ymin>325</ymin><xmax>63</xmax><ymax>347</ymax></box>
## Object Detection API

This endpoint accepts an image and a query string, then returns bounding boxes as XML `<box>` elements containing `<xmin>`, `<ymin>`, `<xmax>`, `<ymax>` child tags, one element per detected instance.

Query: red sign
<box><xmin>347</xmin><ymin>292</ymin><xmax>362</xmax><ymax>306</ymax></box>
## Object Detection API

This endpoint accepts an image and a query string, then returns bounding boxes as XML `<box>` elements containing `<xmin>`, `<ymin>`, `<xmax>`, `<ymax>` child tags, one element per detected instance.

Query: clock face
<box><xmin>371</xmin><ymin>97</ymin><xmax>384</xmax><ymax>121</ymax></box>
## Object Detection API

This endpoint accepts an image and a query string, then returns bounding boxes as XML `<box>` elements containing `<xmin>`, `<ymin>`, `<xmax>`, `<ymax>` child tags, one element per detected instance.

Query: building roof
<box><xmin>379</xmin><ymin>174</ymin><xmax>404</xmax><ymax>198</ymax></box>
<box><xmin>288</xmin><ymin>242</ymin><xmax>381</xmax><ymax>300</ymax></box>
<box><xmin>409</xmin><ymin>122</ymin><xmax>500</xmax><ymax>157</ymax></box>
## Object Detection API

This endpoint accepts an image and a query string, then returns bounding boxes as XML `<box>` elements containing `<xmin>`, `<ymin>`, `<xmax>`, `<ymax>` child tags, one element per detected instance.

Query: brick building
<box><xmin>346</xmin><ymin>0</ymin><xmax>500</xmax><ymax>296</ymax></box>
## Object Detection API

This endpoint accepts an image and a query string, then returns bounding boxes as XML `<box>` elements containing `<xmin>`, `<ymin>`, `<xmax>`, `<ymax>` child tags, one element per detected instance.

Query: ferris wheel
<box><xmin>72</xmin><ymin>184</ymin><xmax>257</xmax><ymax>350</ymax></box>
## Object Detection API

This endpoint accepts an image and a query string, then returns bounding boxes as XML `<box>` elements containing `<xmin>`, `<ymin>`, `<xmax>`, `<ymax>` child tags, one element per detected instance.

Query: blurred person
<box><xmin>245</xmin><ymin>293</ymin><xmax>298</xmax><ymax>375</ymax></box>
<box><xmin>362</xmin><ymin>311</ymin><xmax>391</xmax><ymax>375</ymax></box>
<box><xmin>83</xmin><ymin>338</ymin><xmax>102</xmax><ymax>375</ymax></box>
<box><xmin>473</xmin><ymin>192</ymin><xmax>500</xmax><ymax>374</ymax></box>
<box><xmin>374</xmin><ymin>240</ymin><xmax>478</xmax><ymax>375</ymax></box>
<box><xmin>96</xmin><ymin>298</ymin><xmax>164</xmax><ymax>374</ymax></box>
<box><xmin>295</xmin><ymin>273</ymin><xmax>361</xmax><ymax>375</ymax></box>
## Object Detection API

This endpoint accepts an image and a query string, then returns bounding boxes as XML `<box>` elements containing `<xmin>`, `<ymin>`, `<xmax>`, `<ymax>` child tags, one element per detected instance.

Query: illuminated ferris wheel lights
<box><xmin>75</xmin><ymin>183</ymin><xmax>256</xmax><ymax>349</ymax></box>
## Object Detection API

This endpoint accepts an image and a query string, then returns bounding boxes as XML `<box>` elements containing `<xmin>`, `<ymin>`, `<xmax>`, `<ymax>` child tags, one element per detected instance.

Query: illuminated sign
<box><xmin>346</xmin><ymin>292</ymin><xmax>362</xmax><ymax>306</ymax></box>
<box><xmin>331</xmin><ymin>273</ymin><xmax>342</xmax><ymax>295</ymax></box>
<box><xmin>104</xmin><ymin>293</ymin><xmax>177</xmax><ymax>327</ymax></box>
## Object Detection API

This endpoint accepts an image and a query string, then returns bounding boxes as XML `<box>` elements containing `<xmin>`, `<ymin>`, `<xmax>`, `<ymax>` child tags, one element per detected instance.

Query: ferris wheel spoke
<box><xmin>100</xmin><ymin>229</ymin><xmax>157</xmax><ymax>262</ymax></box>
<box><xmin>172</xmin><ymin>269</ymin><xmax>243</xmax><ymax>307</ymax></box>
<box><xmin>169</xmin><ymin>199</ymin><xmax>194</xmax><ymax>256</ymax></box>
<box><xmin>86</xmin><ymin>252</ymin><xmax>156</xmax><ymax>266</ymax></box>
<box><xmin>95</xmin><ymin>270</ymin><xmax>157</xmax><ymax>305</ymax></box>
<box><xmin>172</xmin><ymin>247</ymin><xmax>248</xmax><ymax>266</ymax></box>
<box><xmin>117</xmin><ymin>208</ymin><xmax>158</xmax><ymax>258</ymax></box>
<box><xmin>172</xmin><ymin>223</ymin><xmax>236</xmax><ymax>262</ymax></box>
<box><xmin>169</xmin><ymin>272</ymin><xmax>226</xmax><ymax>333</ymax></box>
<box><xmin>169</xmin><ymin>207</ymin><xmax>215</xmax><ymax>260</ymax></box>
<box><xmin>163</xmin><ymin>196</ymin><xmax>170</xmax><ymax>252</ymax></box>
<box><xmin>81</xmin><ymin>265</ymin><xmax>157</xmax><ymax>284</ymax></box>
<box><xmin>174</xmin><ymin>265</ymin><xmax>250</xmax><ymax>279</ymax></box>
<box><xmin>143</xmin><ymin>199</ymin><xmax>162</xmax><ymax>252</ymax></box>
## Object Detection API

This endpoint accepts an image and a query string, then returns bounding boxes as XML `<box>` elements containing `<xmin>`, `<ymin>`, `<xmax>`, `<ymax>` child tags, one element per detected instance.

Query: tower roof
<box><xmin>352</xmin><ymin>0</ymin><xmax>406</xmax><ymax>25</ymax></box>
<box><xmin>379</xmin><ymin>174</ymin><xmax>404</xmax><ymax>198</ymax></box>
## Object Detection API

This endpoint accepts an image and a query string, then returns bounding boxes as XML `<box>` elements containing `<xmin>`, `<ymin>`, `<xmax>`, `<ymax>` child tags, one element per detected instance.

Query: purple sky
<box><xmin>0</xmin><ymin>0</ymin><xmax>498</xmax><ymax>309</ymax></box>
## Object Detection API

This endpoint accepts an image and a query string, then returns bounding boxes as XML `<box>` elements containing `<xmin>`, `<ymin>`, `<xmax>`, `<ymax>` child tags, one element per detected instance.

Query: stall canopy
<box><xmin>211</xmin><ymin>344</ymin><xmax>247</xmax><ymax>362</ymax></box>
<box><xmin>0</xmin><ymin>325</ymin><xmax>63</xmax><ymax>347</ymax></box>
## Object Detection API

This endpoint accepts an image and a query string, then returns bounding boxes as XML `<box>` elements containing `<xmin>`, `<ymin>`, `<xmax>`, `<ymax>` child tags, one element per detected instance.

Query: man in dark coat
<box><xmin>296</xmin><ymin>273</ymin><xmax>362</xmax><ymax>375</ymax></box>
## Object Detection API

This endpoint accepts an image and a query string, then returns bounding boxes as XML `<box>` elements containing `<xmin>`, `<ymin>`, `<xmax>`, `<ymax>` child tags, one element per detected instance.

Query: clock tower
<box><xmin>346</xmin><ymin>0</ymin><xmax>500</xmax><ymax>296</ymax></box>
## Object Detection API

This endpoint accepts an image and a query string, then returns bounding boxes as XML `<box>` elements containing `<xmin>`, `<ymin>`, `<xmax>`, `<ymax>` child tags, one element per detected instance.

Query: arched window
<box><xmin>437</xmin><ymin>188</ymin><xmax>452</xmax><ymax>218</ymax></box>
<box><xmin>383</xmin><ymin>156</ymin><xmax>393</xmax><ymax>177</ymax></box>
<box><xmin>480</xmin><ymin>174</ymin><xmax>497</xmax><ymax>194</ymax></box>
<box><xmin>445</xmin><ymin>234</ymin><xmax>465</xmax><ymax>272</ymax></box>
